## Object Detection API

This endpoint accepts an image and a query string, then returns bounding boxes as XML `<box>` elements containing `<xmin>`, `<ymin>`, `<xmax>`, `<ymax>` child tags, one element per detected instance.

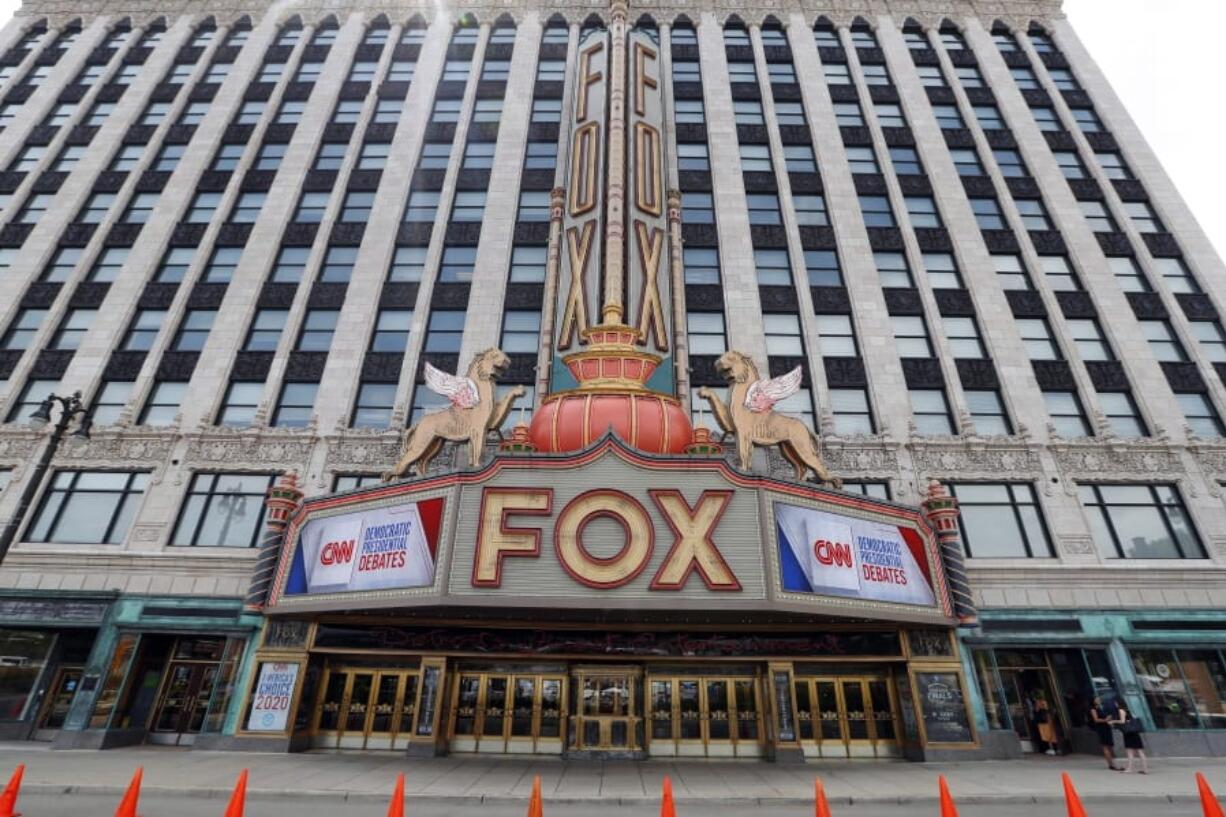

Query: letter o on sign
<box><xmin>555</xmin><ymin>490</ymin><xmax>654</xmax><ymax>588</ymax></box>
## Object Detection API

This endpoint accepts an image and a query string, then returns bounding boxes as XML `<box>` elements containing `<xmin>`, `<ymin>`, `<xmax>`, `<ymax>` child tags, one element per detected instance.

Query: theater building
<box><xmin>1</xmin><ymin>0</ymin><xmax>1226</xmax><ymax>761</ymax></box>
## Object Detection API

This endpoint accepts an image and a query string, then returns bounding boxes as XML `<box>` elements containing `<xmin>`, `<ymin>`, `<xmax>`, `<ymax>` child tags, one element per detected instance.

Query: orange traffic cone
<box><xmin>1197</xmin><ymin>773</ymin><xmax>1225</xmax><ymax>817</ymax></box>
<box><xmin>114</xmin><ymin>767</ymin><xmax>143</xmax><ymax>817</ymax></box>
<box><xmin>1062</xmin><ymin>772</ymin><xmax>1088</xmax><ymax>817</ymax></box>
<box><xmin>938</xmin><ymin>775</ymin><xmax>959</xmax><ymax>817</ymax></box>
<box><xmin>815</xmin><ymin>777</ymin><xmax>832</xmax><ymax>817</ymax></box>
<box><xmin>527</xmin><ymin>775</ymin><xmax>543</xmax><ymax>817</ymax></box>
<box><xmin>0</xmin><ymin>764</ymin><xmax>24</xmax><ymax>817</ymax></box>
<box><xmin>223</xmin><ymin>769</ymin><xmax>248</xmax><ymax>817</ymax></box>
<box><xmin>661</xmin><ymin>776</ymin><xmax>676</xmax><ymax>817</ymax></box>
<box><xmin>386</xmin><ymin>773</ymin><xmax>405</xmax><ymax>817</ymax></box>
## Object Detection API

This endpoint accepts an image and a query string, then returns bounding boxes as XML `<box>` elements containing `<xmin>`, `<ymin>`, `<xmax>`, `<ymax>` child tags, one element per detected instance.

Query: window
<box><xmin>1046</xmin><ymin>391</ymin><xmax>1091</xmax><ymax>437</ymax></box>
<box><xmin>54</xmin><ymin>145</ymin><xmax>86</xmax><ymax>172</ymax></box>
<box><xmin>154</xmin><ymin>144</ymin><xmax>184</xmax><ymax>172</ymax></box>
<box><xmin>733</xmin><ymin>100</ymin><xmax>763</xmax><ymax>125</ymax></box>
<box><xmin>992</xmin><ymin>254</ymin><xmax>1030</xmax><ymax>290</ymax></box>
<box><xmin>272</xmin><ymin>383</ymin><xmax>317</xmax><ymax>428</ymax></box>
<box><xmin>1099</xmin><ymin>391</ymin><xmax>1146</xmax><ymax>438</ymax></box>
<box><xmin>215</xmin><ymin>382</ymin><xmax>261</xmax><ymax>426</ymax></box>
<box><xmin>235</xmin><ymin>101</ymin><xmax>265</xmax><ymax>125</ymax></box>
<box><xmin>764</xmin><ymin>313</ymin><xmax>803</xmax><ymax>357</ymax></box>
<box><xmin>954</xmin><ymin>66</ymin><xmax>984</xmax><ymax>88</ymax></box>
<box><xmin>845</xmin><ymin>146</ymin><xmax>879</xmax><ymax>175</ymax></box>
<box><xmin>425</xmin><ymin>310</ymin><xmax>464</xmax><ymax>352</ymax></box>
<box><xmin>345</xmin><ymin>61</ymin><xmax>378</xmax><ymax>83</ymax></box>
<box><xmin>833</xmin><ymin>102</ymin><xmax>863</xmax><ymax>127</ymax></box>
<box><xmin>443</xmin><ymin>60</ymin><xmax>470</xmax><ymax>81</ymax></box>
<box><xmin>122</xmin><ymin>309</ymin><xmax>166</xmax><ymax>351</ymax></box>
<box><xmin>682</xmin><ymin>192</ymin><xmax>714</xmax><ymax>224</ymax></box>
<box><xmin>401</xmin><ymin>24</ymin><xmax>428</xmax><ymax>44</ymax></box>
<box><xmin>229</xmin><ymin>191</ymin><xmax>265</xmax><ymax>223</ymax></box>
<box><xmin>775</xmin><ymin>101</ymin><xmax>805</xmax><ymax>126</ymax></box>
<box><xmin>191</xmin><ymin>27</ymin><xmax>216</xmax><ymax>46</ymax></box>
<box><xmin>173</xmin><ymin>472</ymin><xmax>274</xmax><ymax>548</ymax></box>
<box><xmin>931</xmin><ymin>104</ymin><xmax>963</xmax><ymax>129</ymax></box>
<box><xmin>203</xmin><ymin>63</ymin><xmax>230</xmax><ymax>84</ymax></box>
<box><xmin>1079</xmin><ymin>200</ymin><xmax>1116</xmax><ymax>232</ymax></box>
<box><xmin>537</xmin><ymin>59</ymin><xmax>565</xmax><ymax>82</ymax></box>
<box><xmin>823</xmin><ymin>63</ymin><xmax>851</xmax><ymax>86</ymax></box>
<box><xmin>517</xmin><ymin>191</ymin><xmax>551</xmax><ymax>222</ymax></box>
<box><xmin>793</xmin><ymin>195</ymin><xmax>828</xmax><ymax>227</ymax></box>
<box><xmin>1108</xmin><ymin>256</ymin><xmax>1149</xmax><ymax>292</ymax></box>
<box><xmin>687</xmin><ymin>312</ymin><xmax>726</xmax><ymax>355</ymax></box>
<box><xmin>10</xmin><ymin>145</ymin><xmax>46</xmax><ymax>173</ymax></box>
<box><xmin>1123</xmin><ymin>201</ymin><xmax>1163</xmax><ymax>233</ymax></box>
<box><xmin>74</xmin><ymin>65</ymin><xmax>106</xmax><ymax>86</ymax></box>
<box><xmin>728</xmin><ymin>61</ymin><xmax>756</xmax><ymax>85</ymax></box>
<box><xmin>940</xmin><ymin>30</ymin><xmax>966</xmax><ymax>50</ymax></box>
<box><xmin>244</xmin><ymin>309</ymin><xmax>287</xmax><ymax>352</ymax></box>
<box><xmin>374</xmin><ymin>99</ymin><xmax>401</xmax><ymax>124</ymax></box>
<box><xmin>92</xmin><ymin>380</ymin><xmax>133</xmax><ymax>426</ymax></box>
<box><xmin>357</xmin><ymin>142</ymin><xmax>390</xmax><ymax>171</ymax></box>
<box><xmin>923</xmin><ymin>253</ymin><xmax>961</xmax><ymax>288</ymax></box>
<box><xmin>804</xmin><ymin>250</ymin><xmax>840</xmax><ymax>286</ymax></box>
<box><xmin>1039</xmin><ymin>255</ymin><xmax>1079</xmax><ymax>291</ymax></box>
<box><xmin>973</xmin><ymin>105</ymin><xmax>1004</xmax><ymax>130</ymax></box>
<box><xmin>676</xmin><ymin>143</ymin><xmax>709</xmax><ymax>171</ymax></box>
<box><xmin>310</xmin><ymin>27</ymin><xmax>336</xmax><ymax>46</ymax></box>
<box><xmin>352</xmin><ymin>382</ymin><xmax>396</xmax><ymax>428</ymax></box>
<box><xmin>7</xmin><ymin>380</ymin><xmax>58</xmax><ymax>422</ymax></box>
<box><xmin>156</xmin><ymin>247</ymin><xmax>195</xmax><ymax>282</ymax></box>
<box><xmin>948</xmin><ymin>483</ymin><xmax>1052</xmax><ymax>558</ymax></box>
<box><xmin>178</xmin><ymin>102</ymin><xmax>211</xmax><ymax>126</ymax></box>
<box><xmin>166</xmin><ymin>64</ymin><xmax>193</xmax><ymax>85</ymax></box>
<box><xmin>78</xmin><ymin>193</ymin><xmax>117</xmax><ymax>224</ymax></box>
<box><xmin>1015</xmin><ymin>198</ymin><xmax>1052</xmax><ymax>230</ymax></box>
<box><xmin>1049</xmin><ymin>68</ymin><xmax>1080</xmax><ymax>91</ymax></box>
<box><xmin>439</xmin><ymin>245</ymin><xmax>476</xmax><ymax>282</ymax></box>
<box><xmin>462</xmin><ymin>142</ymin><xmax>495</xmax><ymax>170</ymax></box>
<box><xmin>993</xmin><ymin>149</ymin><xmax>1028</xmax><ymax>178</ymax></box>
<box><xmin>404</xmin><ymin>190</ymin><xmax>439</xmax><ymax>222</ymax></box>
<box><xmin>1178</xmin><ymin>392</ymin><xmax>1223</xmax><ymax>438</ymax></box>
<box><xmin>967</xmin><ymin>389</ymin><xmax>1011</xmax><ymax>434</ymax></box>
<box><xmin>255</xmin><ymin>143</ymin><xmax>286</xmax><ymax>171</ymax></box>
<box><xmin>875</xmin><ymin>252</ymin><xmax>912</xmax><ymax>288</ymax></box>
<box><xmin>506</xmin><ymin>245</ymin><xmax>545</xmax><ymax>283</ymax></box>
<box><xmin>186</xmin><ymin>192</ymin><xmax>221</xmax><ymax>223</ymax></box>
<box><xmin>49</xmin><ymin>309</ymin><xmax>96</xmax><ymax>350</ymax></box>
<box><xmin>28</xmin><ymin>471</ymin><xmax>148</xmax><ymax>545</ymax></box>
<box><xmin>275</xmin><ymin>100</ymin><xmax>305</xmax><ymax>124</ymax></box>
<box><xmin>911</xmin><ymin>389</ymin><xmax>954</xmax><ymax>434</ymax></box>
<box><xmin>204</xmin><ymin>247</ymin><xmax>242</xmax><ymax>282</ymax></box>
<box><xmin>858</xmin><ymin>195</ymin><xmax>894</xmax><ymax>228</ymax></box>
<box><xmin>740</xmin><ymin>193</ymin><xmax>779</xmax><ymax>224</ymax></box>
<box><xmin>1131</xmin><ymin>648</ymin><xmax>1226</xmax><ymax>730</ymax></box>
<box><xmin>2</xmin><ymin>309</ymin><xmax>47</xmax><ymax>350</ymax></box>
<box><xmin>340</xmin><ymin>191</ymin><xmax>374</xmax><ymax>223</ymax></box>
<box><xmin>501</xmin><ymin>311</ymin><xmax>541</xmax><ymax>353</ymax></box>
<box><xmin>1152</xmin><ymin>257</ymin><xmax>1198</xmax><ymax>294</ymax></box>
<box><xmin>118</xmin><ymin>190</ymin><xmax>156</xmax><ymax>223</ymax></box>
<box><xmin>42</xmin><ymin>247</ymin><xmax>82</xmax><ymax>282</ymax></box>
<box><xmin>1008</xmin><ymin>66</ymin><xmax>1038</xmax><ymax>90</ymax></box>
<box><xmin>829</xmin><ymin>389</ymin><xmax>873</xmax><ymax>434</ymax></box>
<box><xmin>313</xmin><ymin>142</ymin><xmax>346</xmax><ymax>172</ymax></box>
<box><xmin>473</xmin><ymin>99</ymin><xmax>502</xmax><ymax>122</ymax></box>
<box><xmin>1096</xmin><ymin>151</ymin><xmax>1133</xmax><ymax>180</ymax></box>
<box><xmin>332</xmin><ymin>99</ymin><xmax>363</xmax><ymax>124</ymax></box>
<box><xmin>363</xmin><ymin>26</ymin><xmax>390</xmax><ymax>45</ymax></box>
<box><xmin>259</xmin><ymin>61</ymin><xmax>286</xmax><ymax>84</ymax></box>
<box><xmin>724</xmin><ymin>27</ymin><xmax>751</xmax><ymax>46</ymax></box>
<box><xmin>1018</xmin><ymin>318</ymin><xmax>1060</xmax><ymax>360</ymax></box>
<box><xmin>860</xmin><ymin>64</ymin><xmax>890</xmax><ymax>87</ymax></box>
<box><xmin>1140</xmin><ymin>320</ymin><xmax>1186</xmax><ymax>362</ymax></box>
<box><xmin>1067</xmin><ymin>318</ymin><xmax>1111</xmax><ymax>361</ymax></box>
<box><xmin>297</xmin><ymin>310</ymin><xmax>338</xmax><ymax>351</ymax></box>
<box><xmin>916</xmin><ymin>66</ymin><xmax>945</xmax><ymax>87</ymax></box>
<box><xmin>943</xmin><ymin>316</ymin><xmax>985</xmax><ymax>358</ymax></box>
<box><xmin>739</xmin><ymin>144</ymin><xmax>772</xmax><ymax>173</ymax></box>
<box><xmin>370</xmin><ymin>309</ymin><xmax>412</xmax><ymax>352</ymax></box>
<box><xmin>524</xmin><ymin>142</ymin><xmax>557</xmax><ymax>170</ymax></box>
<box><xmin>482</xmin><ymin>60</ymin><xmax>510</xmax><ymax>81</ymax></box>
<box><xmin>320</xmin><ymin>246</ymin><xmax>357</xmax><ymax>282</ymax></box>
<box><xmin>18</xmin><ymin>194</ymin><xmax>54</xmax><ymax>224</ymax></box>
<box><xmin>88</xmin><ymin>247</ymin><xmax>129</xmax><ymax>282</ymax></box>
<box><xmin>905</xmin><ymin>197</ymin><xmax>942</xmax><ymax>229</ymax></box>
<box><xmin>1081</xmin><ymin>483</ymin><xmax>1202</xmax><ymax>559</ymax></box>
<box><xmin>138</xmin><ymin>381</ymin><xmax>185</xmax><ymax>425</ymax></box>
<box><xmin>1031</xmin><ymin>106</ymin><xmax>1061</xmax><ymax>132</ymax></box>
<box><xmin>814</xmin><ymin>27</ymin><xmax>840</xmax><ymax>48</ymax></box>
<box><xmin>533</xmin><ymin>99</ymin><xmax>563</xmax><ymax>123</ymax></box>
<box><xmin>815</xmin><ymin>314</ymin><xmax>857</xmax><ymax>357</ymax></box>
<box><xmin>993</xmin><ymin>31</ymin><xmax>1018</xmax><ymax>52</ymax></box>
<box><xmin>889</xmin><ymin>147</ymin><xmax>921</xmax><ymax>175</ymax></box>
<box><xmin>390</xmin><ymin>246</ymin><xmax>427</xmax><ymax>281</ymax></box>
<box><xmin>754</xmin><ymin>249</ymin><xmax>791</xmax><ymax>286</ymax></box>
<box><xmin>1190</xmin><ymin>322</ymin><xmax>1226</xmax><ymax>363</ymax></box>
<box><xmin>1052</xmin><ymin>151</ymin><xmax>1086</xmax><ymax>180</ymax></box>
<box><xmin>270</xmin><ymin>246</ymin><xmax>308</xmax><ymax>282</ymax></box>
<box><xmin>86</xmin><ymin>101</ymin><xmax>116</xmax><ymax>126</ymax></box>
<box><xmin>173</xmin><ymin>310</ymin><xmax>216</xmax><ymax>351</ymax></box>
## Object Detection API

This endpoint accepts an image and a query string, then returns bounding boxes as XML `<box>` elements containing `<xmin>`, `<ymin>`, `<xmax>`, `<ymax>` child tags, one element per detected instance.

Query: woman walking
<box><xmin>1090</xmin><ymin>696</ymin><xmax>1120</xmax><ymax>770</ymax></box>
<box><xmin>1034</xmin><ymin>697</ymin><xmax>1059</xmax><ymax>755</ymax></box>
<box><xmin>1114</xmin><ymin>701</ymin><xmax>1149</xmax><ymax>774</ymax></box>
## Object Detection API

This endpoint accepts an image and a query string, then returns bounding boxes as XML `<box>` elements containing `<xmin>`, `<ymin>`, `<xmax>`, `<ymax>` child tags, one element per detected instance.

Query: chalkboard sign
<box><xmin>915</xmin><ymin>671</ymin><xmax>973</xmax><ymax>744</ymax></box>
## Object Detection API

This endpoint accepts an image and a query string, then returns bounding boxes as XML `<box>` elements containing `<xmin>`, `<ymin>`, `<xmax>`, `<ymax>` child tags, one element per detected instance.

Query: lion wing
<box><xmin>744</xmin><ymin>365</ymin><xmax>802</xmax><ymax>413</ymax></box>
<box><xmin>424</xmin><ymin>362</ymin><xmax>479</xmax><ymax>409</ymax></box>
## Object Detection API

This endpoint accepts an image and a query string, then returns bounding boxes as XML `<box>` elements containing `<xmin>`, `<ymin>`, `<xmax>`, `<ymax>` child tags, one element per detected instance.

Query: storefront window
<box><xmin>1131</xmin><ymin>648</ymin><xmax>1202</xmax><ymax>729</ymax></box>
<box><xmin>1175</xmin><ymin>650</ymin><xmax>1226</xmax><ymax>730</ymax></box>
<box><xmin>971</xmin><ymin>649</ymin><xmax>1008</xmax><ymax>730</ymax></box>
<box><xmin>0</xmin><ymin>629</ymin><xmax>55</xmax><ymax>720</ymax></box>
<box><xmin>202</xmin><ymin>638</ymin><xmax>246</xmax><ymax>733</ymax></box>
<box><xmin>89</xmin><ymin>632</ymin><xmax>139</xmax><ymax>729</ymax></box>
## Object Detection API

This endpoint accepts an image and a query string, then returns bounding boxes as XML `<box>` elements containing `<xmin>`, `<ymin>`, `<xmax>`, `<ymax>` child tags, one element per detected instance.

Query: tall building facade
<box><xmin>1</xmin><ymin>0</ymin><xmax>1225</xmax><ymax>760</ymax></box>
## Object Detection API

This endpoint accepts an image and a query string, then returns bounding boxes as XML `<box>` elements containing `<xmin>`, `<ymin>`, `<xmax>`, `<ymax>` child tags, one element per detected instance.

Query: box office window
<box><xmin>173</xmin><ymin>473</ymin><xmax>274</xmax><ymax>548</ymax></box>
<box><xmin>948</xmin><ymin>483</ymin><xmax>1053</xmax><ymax>558</ymax></box>
<box><xmin>0</xmin><ymin>629</ymin><xmax>56</xmax><ymax>720</ymax></box>
<box><xmin>1130</xmin><ymin>648</ymin><xmax>1226</xmax><ymax>730</ymax></box>
<box><xmin>28</xmin><ymin>470</ymin><xmax>149</xmax><ymax>545</ymax></box>
<box><xmin>1079</xmin><ymin>483</ymin><xmax>1205</xmax><ymax>560</ymax></box>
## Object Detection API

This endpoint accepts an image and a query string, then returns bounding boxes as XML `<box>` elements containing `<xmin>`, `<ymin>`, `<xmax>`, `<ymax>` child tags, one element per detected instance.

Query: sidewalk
<box><xmin>0</xmin><ymin>743</ymin><xmax>1223</xmax><ymax>806</ymax></box>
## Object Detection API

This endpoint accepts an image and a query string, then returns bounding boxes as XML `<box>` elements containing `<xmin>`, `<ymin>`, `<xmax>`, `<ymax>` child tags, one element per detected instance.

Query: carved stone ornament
<box><xmin>183</xmin><ymin>425</ymin><xmax>319</xmax><ymax>470</ymax></box>
<box><xmin>909</xmin><ymin>438</ymin><xmax>1042</xmax><ymax>480</ymax></box>
<box><xmin>1051</xmin><ymin>441</ymin><xmax>1181</xmax><ymax>477</ymax></box>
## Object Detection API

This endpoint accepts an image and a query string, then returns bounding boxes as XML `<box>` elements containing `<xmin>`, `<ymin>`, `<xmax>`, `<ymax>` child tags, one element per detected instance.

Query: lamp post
<box><xmin>0</xmin><ymin>390</ymin><xmax>92</xmax><ymax>565</ymax></box>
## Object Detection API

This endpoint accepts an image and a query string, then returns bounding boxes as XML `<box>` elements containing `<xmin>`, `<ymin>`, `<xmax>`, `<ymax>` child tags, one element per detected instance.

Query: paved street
<box><xmin>1</xmin><ymin>743</ymin><xmax>1224</xmax><ymax>814</ymax></box>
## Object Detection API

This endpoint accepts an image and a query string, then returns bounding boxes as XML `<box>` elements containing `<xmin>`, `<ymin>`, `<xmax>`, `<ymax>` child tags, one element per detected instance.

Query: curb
<box><xmin>16</xmin><ymin>783</ymin><xmax>1205</xmax><ymax>807</ymax></box>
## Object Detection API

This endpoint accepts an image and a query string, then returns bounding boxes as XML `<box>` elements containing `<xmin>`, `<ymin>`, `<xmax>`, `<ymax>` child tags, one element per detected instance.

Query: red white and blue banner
<box><xmin>776</xmin><ymin>503</ymin><xmax>936</xmax><ymax>607</ymax></box>
<box><xmin>284</xmin><ymin>498</ymin><xmax>444</xmax><ymax>596</ymax></box>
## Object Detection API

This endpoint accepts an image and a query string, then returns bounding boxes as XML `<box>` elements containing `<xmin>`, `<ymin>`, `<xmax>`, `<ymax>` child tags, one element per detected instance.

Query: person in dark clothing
<box><xmin>1090</xmin><ymin>696</ymin><xmax>1120</xmax><ymax>770</ymax></box>
<box><xmin>1113</xmin><ymin>701</ymin><xmax>1149</xmax><ymax>774</ymax></box>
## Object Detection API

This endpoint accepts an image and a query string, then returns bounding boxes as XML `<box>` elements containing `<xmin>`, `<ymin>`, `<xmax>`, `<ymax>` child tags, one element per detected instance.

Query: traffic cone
<box><xmin>1062</xmin><ymin>772</ymin><xmax>1088</xmax><ymax>817</ymax></box>
<box><xmin>114</xmin><ymin>767</ymin><xmax>143</xmax><ymax>817</ymax></box>
<box><xmin>661</xmin><ymin>776</ymin><xmax>676</xmax><ymax>817</ymax></box>
<box><xmin>0</xmin><ymin>764</ymin><xmax>24</xmax><ymax>817</ymax></box>
<box><xmin>386</xmin><ymin>773</ymin><xmax>405</xmax><ymax>817</ymax></box>
<box><xmin>223</xmin><ymin>769</ymin><xmax>248</xmax><ymax>817</ymax></box>
<box><xmin>1197</xmin><ymin>773</ymin><xmax>1225</xmax><ymax>817</ymax></box>
<box><xmin>938</xmin><ymin>775</ymin><xmax>959</xmax><ymax>817</ymax></box>
<box><xmin>527</xmin><ymin>775</ymin><xmax>543</xmax><ymax>817</ymax></box>
<box><xmin>815</xmin><ymin>777</ymin><xmax>832</xmax><ymax>817</ymax></box>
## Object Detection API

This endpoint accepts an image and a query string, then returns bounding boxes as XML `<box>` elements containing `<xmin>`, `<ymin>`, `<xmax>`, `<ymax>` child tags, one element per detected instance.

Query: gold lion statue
<box><xmin>698</xmin><ymin>351</ymin><xmax>842</xmax><ymax>488</ymax></box>
<box><xmin>382</xmin><ymin>348</ymin><xmax>525</xmax><ymax>481</ymax></box>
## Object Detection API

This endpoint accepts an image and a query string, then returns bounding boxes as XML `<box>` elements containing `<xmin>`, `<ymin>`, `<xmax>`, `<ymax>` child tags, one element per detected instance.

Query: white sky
<box><xmin>0</xmin><ymin>0</ymin><xmax>1219</xmax><ymax>261</ymax></box>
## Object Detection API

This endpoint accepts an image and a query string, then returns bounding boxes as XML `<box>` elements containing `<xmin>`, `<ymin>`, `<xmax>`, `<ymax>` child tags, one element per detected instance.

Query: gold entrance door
<box><xmin>310</xmin><ymin>667</ymin><xmax>420</xmax><ymax>750</ymax></box>
<box><xmin>572</xmin><ymin>668</ymin><xmax>640</xmax><ymax>752</ymax></box>
<box><xmin>794</xmin><ymin>675</ymin><xmax>902</xmax><ymax>759</ymax></box>
<box><xmin>148</xmin><ymin>662</ymin><xmax>219</xmax><ymax>746</ymax></box>
<box><xmin>33</xmin><ymin>666</ymin><xmax>83</xmax><ymax>740</ymax></box>
<box><xmin>448</xmin><ymin>672</ymin><xmax>566</xmax><ymax>754</ymax></box>
<box><xmin>647</xmin><ymin>675</ymin><xmax>765</xmax><ymax>758</ymax></box>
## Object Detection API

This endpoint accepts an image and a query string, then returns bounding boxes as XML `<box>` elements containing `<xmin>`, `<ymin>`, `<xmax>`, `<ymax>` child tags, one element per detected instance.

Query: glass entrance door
<box><xmin>311</xmin><ymin>667</ymin><xmax>420</xmax><ymax>750</ymax></box>
<box><xmin>1000</xmin><ymin>667</ymin><xmax>1064</xmax><ymax>753</ymax></box>
<box><xmin>33</xmin><ymin>666</ymin><xmax>83</xmax><ymax>740</ymax></box>
<box><xmin>572</xmin><ymin>669</ymin><xmax>639</xmax><ymax>752</ymax></box>
<box><xmin>149</xmin><ymin>662</ymin><xmax>218</xmax><ymax>746</ymax></box>
<box><xmin>647</xmin><ymin>675</ymin><xmax>764</xmax><ymax>757</ymax></box>
<box><xmin>794</xmin><ymin>675</ymin><xmax>901</xmax><ymax>758</ymax></box>
<box><xmin>448</xmin><ymin>672</ymin><xmax>566</xmax><ymax>754</ymax></box>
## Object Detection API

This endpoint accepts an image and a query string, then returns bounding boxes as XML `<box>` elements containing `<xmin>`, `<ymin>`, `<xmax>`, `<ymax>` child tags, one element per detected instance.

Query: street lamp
<box><xmin>0</xmin><ymin>391</ymin><xmax>93</xmax><ymax>564</ymax></box>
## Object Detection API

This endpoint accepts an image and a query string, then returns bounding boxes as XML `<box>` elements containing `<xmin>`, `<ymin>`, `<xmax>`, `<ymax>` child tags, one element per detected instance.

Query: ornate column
<box><xmin>666</xmin><ymin>187</ymin><xmax>689</xmax><ymax>401</ymax></box>
<box><xmin>244</xmin><ymin>470</ymin><xmax>305</xmax><ymax>612</ymax></box>
<box><xmin>602</xmin><ymin>0</ymin><xmax>629</xmax><ymax>323</ymax></box>
<box><xmin>537</xmin><ymin>186</ymin><xmax>568</xmax><ymax>400</ymax></box>
<box><xmin>921</xmin><ymin>480</ymin><xmax>978</xmax><ymax>627</ymax></box>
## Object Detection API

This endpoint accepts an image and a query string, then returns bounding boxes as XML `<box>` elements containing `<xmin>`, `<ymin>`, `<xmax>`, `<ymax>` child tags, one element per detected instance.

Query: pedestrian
<box><xmin>1034</xmin><ymin>697</ymin><xmax>1059</xmax><ymax>755</ymax></box>
<box><xmin>1114</xmin><ymin>701</ymin><xmax>1149</xmax><ymax>774</ymax></box>
<box><xmin>1090</xmin><ymin>696</ymin><xmax>1120</xmax><ymax>770</ymax></box>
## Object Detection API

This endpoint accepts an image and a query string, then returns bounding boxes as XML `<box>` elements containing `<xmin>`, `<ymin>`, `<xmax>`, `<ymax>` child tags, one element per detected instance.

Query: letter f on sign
<box><xmin>472</xmin><ymin>489</ymin><xmax>552</xmax><ymax>587</ymax></box>
<box><xmin>649</xmin><ymin>490</ymin><xmax>740</xmax><ymax>590</ymax></box>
